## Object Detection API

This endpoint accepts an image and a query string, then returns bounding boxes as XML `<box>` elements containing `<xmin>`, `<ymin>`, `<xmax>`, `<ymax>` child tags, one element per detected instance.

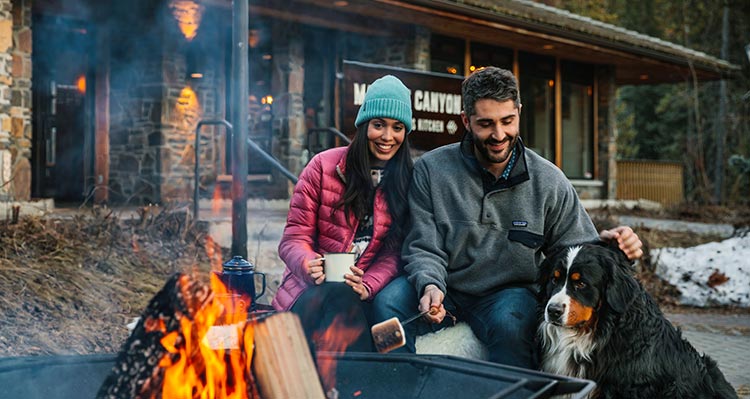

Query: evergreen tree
<box><xmin>542</xmin><ymin>0</ymin><xmax>750</xmax><ymax>204</ymax></box>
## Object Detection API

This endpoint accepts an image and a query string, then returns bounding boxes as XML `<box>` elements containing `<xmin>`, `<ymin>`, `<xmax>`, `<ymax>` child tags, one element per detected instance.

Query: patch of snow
<box><xmin>653</xmin><ymin>236</ymin><xmax>750</xmax><ymax>307</ymax></box>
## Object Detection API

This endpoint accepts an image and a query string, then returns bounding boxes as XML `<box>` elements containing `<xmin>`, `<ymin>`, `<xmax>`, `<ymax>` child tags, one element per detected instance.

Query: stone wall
<box><xmin>264</xmin><ymin>23</ymin><xmax>305</xmax><ymax>199</ymax></box>
<box><xmin>106</xmin><ymin>13</ymin><xmax>430</xmax><ymax>203</ymax></box>
<box><xmin>158</xmin><ymin>6</ymin><xmax>224</xmax><ymax>202</ymax></box>
<box><xmin>108</xmin><ymin>1</ymin><xmax>224</xmax><ymax>205</ymax></box>
<box><xmin>0</xmin><ymin>0</ymin><xmax>31</xmax><ymax>201</ymax></box>
<box><xmin>413</xmin><ymin>26</ymin><xmax>431</xmax><ymax>72</ymax></box>
<box><xmin>344</xmin><ymin>27</ymin><xmax>425</xmax><ymax>71</ymax></box>
<box><xmin>108</xmin><ymin>33</ymin><xmax>166</xmax><ymax>204</ymax></box>
<box><xmin>247</xmin><ymin>23</ymin><xmax>311</xmax><ymax>200</ymax></box>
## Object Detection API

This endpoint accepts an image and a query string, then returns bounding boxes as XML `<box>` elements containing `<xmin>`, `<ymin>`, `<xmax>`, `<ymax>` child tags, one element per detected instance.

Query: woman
<box><xmin>271</xmin><ymin>75</ymin><xmax>413</xmax><ymax>352</ymax></box>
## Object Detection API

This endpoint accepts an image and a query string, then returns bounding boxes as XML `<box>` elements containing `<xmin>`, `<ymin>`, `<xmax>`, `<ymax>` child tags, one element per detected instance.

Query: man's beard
<box><xmin>469</xmin><ymin>128</ymin><xmax>518</xmax><ymax>165</ymax></box>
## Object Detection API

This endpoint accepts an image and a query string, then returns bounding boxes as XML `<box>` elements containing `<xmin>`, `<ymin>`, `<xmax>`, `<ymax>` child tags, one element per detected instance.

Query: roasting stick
<box><xmin>371</xmin><ymin>307</ymin><xmax>439</xmax><ymax>353</ymax></box>
<box><xmin>400</xmin><ymin>309</ymin><xmax>430</xmax><ymax>325</ymax></box>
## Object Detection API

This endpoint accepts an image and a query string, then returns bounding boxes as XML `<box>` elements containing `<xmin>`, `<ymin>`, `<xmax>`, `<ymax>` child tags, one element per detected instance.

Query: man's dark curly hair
<box><xmin>461</xmin><ymin>67</ymin><xmax>521</xmax><ymax>117</ymax></box>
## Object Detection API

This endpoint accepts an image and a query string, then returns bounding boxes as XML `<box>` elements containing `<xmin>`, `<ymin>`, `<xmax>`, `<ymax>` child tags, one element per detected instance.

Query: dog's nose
<box><xmin>547</xmin><ymin>302</ymin><xmax>565</xmax><ymax>321</ymax></box>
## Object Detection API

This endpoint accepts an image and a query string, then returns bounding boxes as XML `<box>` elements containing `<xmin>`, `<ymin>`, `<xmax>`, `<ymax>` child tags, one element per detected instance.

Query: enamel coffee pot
<box><xmin>218</xmin><ymin>255</ymin><xmax>266</xmax><ymax>311</ymax></box>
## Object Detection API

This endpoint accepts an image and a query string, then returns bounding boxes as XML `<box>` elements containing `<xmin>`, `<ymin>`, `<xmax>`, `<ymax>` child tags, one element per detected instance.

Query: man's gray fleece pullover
<box><xmin>402</xmin><ymin>137</ymin><xmax>598</xmax><ymax>297</ymax></box>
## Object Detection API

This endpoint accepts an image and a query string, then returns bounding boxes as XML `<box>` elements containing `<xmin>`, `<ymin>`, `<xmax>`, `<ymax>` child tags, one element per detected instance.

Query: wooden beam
<box><xmin>554</xmin><ymin>58</ymin><xmax>562</xmax><ymax>168</ymax></box>
<box><xmin>94</xmin><ymin>27</ymin><xmax>110</xmax><ymax>204</ymax></box>
<box><xmin>463</xmin><ymin>38</ymin><xmax>471</xmax><ymax>77</ymax></box>
<box><xmin>593</xmin><ymin>72</ymin><xmax>599</xmax><ymax>180</ymax></box>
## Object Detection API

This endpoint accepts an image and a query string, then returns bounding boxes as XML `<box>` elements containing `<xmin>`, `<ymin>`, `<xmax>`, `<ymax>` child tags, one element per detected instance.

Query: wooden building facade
<box><xmin>0</xmin><ymin>0</ymin><xmax>739</xmax><ymax>205</ymax></box>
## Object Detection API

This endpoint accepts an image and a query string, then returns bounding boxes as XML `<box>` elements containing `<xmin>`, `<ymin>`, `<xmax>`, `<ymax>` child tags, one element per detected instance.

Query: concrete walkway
<box><xmin>665</xmin><ymin>312</ymin><xmax>750</xmax><ymax>398</ymax></box>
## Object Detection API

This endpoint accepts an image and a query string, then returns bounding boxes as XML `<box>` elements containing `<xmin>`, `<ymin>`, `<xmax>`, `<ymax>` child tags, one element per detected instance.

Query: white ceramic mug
<box><xmin>323</xmin><ymin>252</ymin><xmax>355</xmax><ymax>282</ymax></box>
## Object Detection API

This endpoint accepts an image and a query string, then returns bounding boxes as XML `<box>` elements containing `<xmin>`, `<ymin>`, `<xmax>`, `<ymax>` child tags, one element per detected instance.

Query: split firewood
<box><xmin>253</xmin><ymin>312</ymin><xmax>326</xmax><ymax>399</ymax></box>
<box><xmin>97</xmin><ymin>272</ymin><xmax>323</xmax><ymax>399</ymax></box>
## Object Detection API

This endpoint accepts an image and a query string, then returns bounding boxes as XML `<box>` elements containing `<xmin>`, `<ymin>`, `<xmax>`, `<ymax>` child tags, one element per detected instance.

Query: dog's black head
<box><xmin>538</xmin><ymin>241</ymin><xmax>638</xmax><ymax>330</ymax></box>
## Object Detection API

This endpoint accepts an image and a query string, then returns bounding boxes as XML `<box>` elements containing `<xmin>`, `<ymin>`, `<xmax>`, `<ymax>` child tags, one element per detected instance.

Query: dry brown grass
<box><xmin>0</xmin><ymin>207</ymin><xmax>220</xmax><ymax>357</ymax></box>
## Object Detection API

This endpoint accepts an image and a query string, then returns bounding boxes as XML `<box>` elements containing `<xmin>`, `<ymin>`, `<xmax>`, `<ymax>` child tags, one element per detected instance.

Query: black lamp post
<box><xmin>231</xmin><ymin>0</ymin><xmax>249</xmax><ymax>259</ymax></box>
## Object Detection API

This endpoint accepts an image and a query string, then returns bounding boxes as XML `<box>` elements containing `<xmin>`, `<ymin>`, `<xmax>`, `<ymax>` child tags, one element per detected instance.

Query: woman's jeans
<box><xmin>372</xmin><ymin>276</ymin><xmax>539</xmax><ymax>369</ymax></box>
<box><xmin>291</xmin><ymin>282</ymin><xmax>374</xmax><ymax>353</ymax></box>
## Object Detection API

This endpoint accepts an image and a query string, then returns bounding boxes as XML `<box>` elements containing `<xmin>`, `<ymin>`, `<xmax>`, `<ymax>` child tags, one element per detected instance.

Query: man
<box><xmin>372</xmin><ymin>67</ymin><xmax>642</xmax><ymax>369</ymax></box>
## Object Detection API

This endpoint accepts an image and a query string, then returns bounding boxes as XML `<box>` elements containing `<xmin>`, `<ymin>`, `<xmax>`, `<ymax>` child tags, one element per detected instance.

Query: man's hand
<box><xmin>600</xmin><ymin>226</ymin><xmax>643</xmax><ymax>260</ymax></box>
<box><xmin>419</xmin><ymin>284</ymin><xmax>446</xmax><ymax>323</ymax></box>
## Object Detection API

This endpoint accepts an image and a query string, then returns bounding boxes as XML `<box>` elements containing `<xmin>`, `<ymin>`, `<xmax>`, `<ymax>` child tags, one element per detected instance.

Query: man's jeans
<box><xmin>372</xmin><ymin>276</ymin><xmax>540</xmax><ymax>369</ymax></box>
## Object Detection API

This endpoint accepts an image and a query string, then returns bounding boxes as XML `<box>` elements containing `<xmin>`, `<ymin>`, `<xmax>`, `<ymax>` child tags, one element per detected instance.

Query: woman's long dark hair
<box><xmin>336</xmin><ymin>122</ymin><xmax>413</xmax><ymax>243</ymax></box>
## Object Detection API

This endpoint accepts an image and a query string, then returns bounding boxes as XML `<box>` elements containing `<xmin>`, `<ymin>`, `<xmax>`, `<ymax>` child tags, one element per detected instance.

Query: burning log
<box><xmin>96</xmin><ymin>272</ymin><xmax>261</xmax><ymax>398</ymax></box>
<box><xmin>97</xmin><ymin>272</ymin><xmax>324</xmax><ymax>399</ymax></box>
<box><xmin>96</xmin><ymin>273</ymin><xmax>215</xmax><ymax>398</ymax></box>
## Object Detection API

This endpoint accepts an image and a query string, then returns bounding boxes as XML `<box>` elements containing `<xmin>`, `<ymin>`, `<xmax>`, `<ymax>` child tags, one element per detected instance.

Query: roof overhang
<box><xmin>41</xmin><ymin>0</ymin><xmax>740</xmax><ymax>85</ymax></box>
<box><xmin>241</xmin><ymin>0</ymin><xmax>740</xmax><ymax>85</ymax></box>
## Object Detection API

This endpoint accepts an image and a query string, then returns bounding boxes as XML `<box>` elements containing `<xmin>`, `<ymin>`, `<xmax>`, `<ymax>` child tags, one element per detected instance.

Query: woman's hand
<box><xmin>305</xmin><ymin>256</ymin><xmax>326</xmax><ymax>285</ymax></box>
<box><xmin>344</xmin><ymin>266</ymin><xmax>370</xmax><ymax>300</ymax></box>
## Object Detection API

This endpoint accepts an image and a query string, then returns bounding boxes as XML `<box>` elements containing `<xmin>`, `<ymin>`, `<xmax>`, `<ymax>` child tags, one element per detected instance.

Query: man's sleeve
<box><xmin>402</xmin><ymin>160</ymin><xmax>449</xmax><ymax>296</ymax></box>
<box><xmin>543</xmin><ymin>179</ymin><xmax>599</xmax><ymax>256</ymax></box>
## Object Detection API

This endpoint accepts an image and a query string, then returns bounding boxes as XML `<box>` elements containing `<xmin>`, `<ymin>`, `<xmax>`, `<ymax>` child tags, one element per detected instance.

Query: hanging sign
<box><xmin>342</xmin><ymin>60</ymin><xmax>465</xmax><ymax>151</ymax></box>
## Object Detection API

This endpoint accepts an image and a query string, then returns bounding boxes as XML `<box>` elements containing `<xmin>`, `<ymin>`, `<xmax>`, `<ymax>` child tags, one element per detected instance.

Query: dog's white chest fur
<box><xmin>539</xmin><ymin>322</ymin><xmax>595</xmax><ymax>379</ymax></box>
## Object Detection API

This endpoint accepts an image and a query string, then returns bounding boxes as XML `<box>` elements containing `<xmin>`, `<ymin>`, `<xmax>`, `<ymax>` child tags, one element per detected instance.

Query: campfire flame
<box><xmin>313</xmin><ymin>313</ymin><xmax>364</xmax><ymax>392</ymax></box>
<box><xmin>176</xmin><ymin>86</ymin><xmax>202</xmax><ymax>127</ymax></box>
<box><xmin>157</xmin><ymin>273</ymin><xmax>256</xmax><ymax>399</ymax></box>
<box><xmin>170</xmin><ymin>0</ymin><xmax>204</xmax><ymax>41</ymax></box>
<box><xmin>205</xmin><ymin>236</ymin><xmax>223</xmax><ymax>274</ymax></box>
<box><xmin>212</xmin><ymin>185</ymin><xmax>224</xmax><ymax>215</ymax></box>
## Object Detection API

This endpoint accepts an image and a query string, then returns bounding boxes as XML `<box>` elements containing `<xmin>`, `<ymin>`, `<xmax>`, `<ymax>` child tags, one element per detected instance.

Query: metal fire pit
<box><xmin>0</xmin><ymin>352</ymin><xmax>594</xmax><ymax>399</ymax></box>
<box><xmin>318</xmin><ymin>352</ymin><xmax>594</xmax><ymax>399</ymax></box>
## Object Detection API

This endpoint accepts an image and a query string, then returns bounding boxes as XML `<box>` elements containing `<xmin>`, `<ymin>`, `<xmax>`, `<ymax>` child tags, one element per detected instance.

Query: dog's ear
<box><xmin>537</xmin><ymin>251</ymin><xmax>561</xmax><ymax>299</ymax></box>
<box><xmin>603</xmin><ymin>248</ymin><xmax>639</xmax><ymax>313</ymax></box>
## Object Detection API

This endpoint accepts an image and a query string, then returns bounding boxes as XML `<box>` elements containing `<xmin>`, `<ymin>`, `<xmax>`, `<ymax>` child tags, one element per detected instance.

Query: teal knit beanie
<box><xmin>354</xmin><ymin>75</ymin><xmax>413</xmax><ymax>133</ymax></box>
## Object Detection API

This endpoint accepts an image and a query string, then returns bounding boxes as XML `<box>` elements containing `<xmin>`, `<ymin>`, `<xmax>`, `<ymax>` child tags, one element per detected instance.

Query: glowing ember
<box><xmin>170</xmin><ymin>0</ymin><xmax>204</xmax><ymax>41</ymax></box>
<box><xmin>76</xmin><ymin>75</ymin><xmax>86</xmax><ymax>93</ymax></box>
<box><xmin>204</xmin><ymin>236</ymin><xmax>223</xmax><ymax>274</ymax></box>
<box><xmin>176</xmin><ymin>86</ymin><xmax>202</xmax><ymax>128</ymax></box>
<box><xmin>212</xmin><ymin>185</ymin><xmax>224</xmax><ymax>215</ymax></box>
<box><xmin>313</xmin><ymin>314</ymin><xmax>363</xmax><ymax>392</ymax></box>
<box><xmin>158</xmin><ymin>273</ymin><xmax>255</xmax><ymax>399</ymax></box>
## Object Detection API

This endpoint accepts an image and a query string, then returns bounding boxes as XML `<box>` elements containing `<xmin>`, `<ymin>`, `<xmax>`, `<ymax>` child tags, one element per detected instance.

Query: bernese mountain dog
<box><xmin>537</xmin><ymin>241</ymin><xmax>738</xmax><ymax>399</ymax></box>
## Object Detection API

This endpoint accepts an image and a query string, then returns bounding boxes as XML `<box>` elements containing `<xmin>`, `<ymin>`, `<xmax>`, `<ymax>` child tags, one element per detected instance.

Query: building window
<box><xmin>430</xmin><ymin>34</ymin><xmax>464</xmax><ymax>76</ymax></box>
<box><xmin>469</xmin><ymin>42</ymin><xmax>512</xmax><ymax>73</ymax></box>
<box><xmin>519</xmin><ymin>53</ymin><xmax>555</xmax><ymax>162</ymax></box>
<box><xmin>561</xmin><ymin>61</ymin><xmax>594</xmax><ymax>179</ymax></box>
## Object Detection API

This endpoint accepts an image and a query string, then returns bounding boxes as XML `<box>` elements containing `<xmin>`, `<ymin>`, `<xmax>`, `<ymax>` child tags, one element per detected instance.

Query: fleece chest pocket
<box><xmin>508</xmin><ymin>230</ymin><xmax>544</xmax><ymax>249</ymax></box>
